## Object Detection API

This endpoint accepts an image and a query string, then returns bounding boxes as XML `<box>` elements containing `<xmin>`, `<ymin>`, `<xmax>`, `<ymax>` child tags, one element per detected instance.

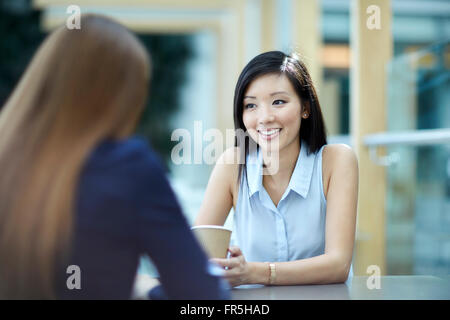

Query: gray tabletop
<box><xmin>231</xmin><ymin>276</ymin><xmax>450</xmax><ymax>300</ymax></box>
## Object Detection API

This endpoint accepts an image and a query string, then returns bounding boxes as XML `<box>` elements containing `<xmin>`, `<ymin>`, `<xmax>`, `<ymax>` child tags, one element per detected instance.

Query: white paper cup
<box><xmin>191</xmin><ymin>225</ymin><xmax>232</xmax><ymax>259</ymax></box>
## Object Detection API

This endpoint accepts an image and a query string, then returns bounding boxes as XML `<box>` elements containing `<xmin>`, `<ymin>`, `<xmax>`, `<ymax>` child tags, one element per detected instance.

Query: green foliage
<box><xmin>135</xmin><ymin>34</ymin><xmax>193</xmax><ymax>167</ymax></box>
<box><xmin>0</xmin><ymin>2</ymin><xmax>45</xmax><ymax>107</ymax></box>
<box><xmin>0</xmin><ymin>1</ymin><xmax>193</xmax><ymax>168</ymax></box>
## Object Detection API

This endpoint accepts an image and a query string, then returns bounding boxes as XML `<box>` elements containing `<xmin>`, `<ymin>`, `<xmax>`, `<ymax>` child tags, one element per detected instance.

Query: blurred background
<box><xmin>0</xmin><ymin>0</ymin><xmax>449</xmax><ymax>277</ymax></box>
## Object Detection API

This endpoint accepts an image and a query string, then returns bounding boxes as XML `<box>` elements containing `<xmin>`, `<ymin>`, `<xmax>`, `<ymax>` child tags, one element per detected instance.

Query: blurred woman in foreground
<box><xmin>0</xmin><ymin>14</ymin><xmax>229</xmax><ymax>300</ymax></box>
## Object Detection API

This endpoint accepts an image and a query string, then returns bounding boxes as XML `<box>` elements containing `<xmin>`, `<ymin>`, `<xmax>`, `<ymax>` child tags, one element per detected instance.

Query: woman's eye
<box><xmin>273</xmin><ymin>100</ymin><xmax>286</xmax><ymax>105</ymax></box>
<box><xmin>245</xmin><ymin>103</ymin><xmax>256</xmax><ymax>109</ymax></box>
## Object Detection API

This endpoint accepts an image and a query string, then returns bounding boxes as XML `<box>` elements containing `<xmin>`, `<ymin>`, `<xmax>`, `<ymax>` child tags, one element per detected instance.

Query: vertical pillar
<box><xmin>350</xmin><ymin>0</ymin><xmax>392</xmax><ymax>275</ymax></box>
<box><xmin>260</xmin><ymin>0</ymin><xmax>277</xmax><ymax>52</ymax></box>
<box><xmin>292</xmin><ymin>0</ymin><xmax>323</xmax><ymax>98</ymax></box>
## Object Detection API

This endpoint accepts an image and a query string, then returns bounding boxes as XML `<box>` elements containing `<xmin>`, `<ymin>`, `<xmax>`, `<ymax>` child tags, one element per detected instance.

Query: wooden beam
<box><xmin>260</xmin><ymin>0</ymin><xmax>276</xmax><ymax>52</ymax></box>
<box><xmin>350</xmin><ymin>0</ymin><xmax>393</xmax><ymax>275</ymax></box>
<box><xmin>292</xmin><ymin>0</ymin><xmax>323</xmax><ymax>97</ymax></box>
<box><xmin>33</xmin><ymin>0</ymin><xmax>231</xmax><ymax>9</ymax></box>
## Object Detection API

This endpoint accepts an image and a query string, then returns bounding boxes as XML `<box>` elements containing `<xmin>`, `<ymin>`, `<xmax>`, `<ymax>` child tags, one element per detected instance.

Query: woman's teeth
<box><xmin>258</xmin><ymin>128</ymin><xmax>281</xmax><ymax>139</ymax></box>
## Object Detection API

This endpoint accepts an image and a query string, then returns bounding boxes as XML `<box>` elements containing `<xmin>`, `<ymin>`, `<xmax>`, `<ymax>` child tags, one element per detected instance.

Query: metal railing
<box><xmin>363</xmin><ymin>128</ymin><xmax>450</xmax><ymax>166</ymax></box>
<box><xmin>328</xmin><ymin>129</ymin><xmax>450</xmax><ymax>166</ymax></box>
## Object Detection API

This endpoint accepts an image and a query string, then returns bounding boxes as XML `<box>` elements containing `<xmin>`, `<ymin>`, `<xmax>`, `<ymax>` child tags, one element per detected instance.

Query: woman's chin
<box><xmin>257</xmin><ymin>140</ymin><xmax>281</xmax><ymax>153</ymax></box>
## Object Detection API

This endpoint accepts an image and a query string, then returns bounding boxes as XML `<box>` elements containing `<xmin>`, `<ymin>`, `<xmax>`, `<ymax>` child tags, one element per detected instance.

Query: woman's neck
<box><xmin>262</xmin><ymin>137</ymin><xmax>300</xmax><ymax>186</ymax></box>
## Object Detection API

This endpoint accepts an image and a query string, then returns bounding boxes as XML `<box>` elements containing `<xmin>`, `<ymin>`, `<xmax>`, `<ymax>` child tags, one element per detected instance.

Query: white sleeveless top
<box><xmin>232</xmin><ymin>140</ymin><xmax>353</xmax><ymax>279</ymax></box>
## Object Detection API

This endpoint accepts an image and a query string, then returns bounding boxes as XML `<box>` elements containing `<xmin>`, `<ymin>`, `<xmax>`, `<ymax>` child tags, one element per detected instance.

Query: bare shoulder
<box><xmin>217</xmin><ymin>146</ymin><xmax>241</xmax><ymax>166</ymax></box>
<box><xmin>322</xmin><ymin>144</ymin><xmax>358</xmax><ymax>170</ymax></box>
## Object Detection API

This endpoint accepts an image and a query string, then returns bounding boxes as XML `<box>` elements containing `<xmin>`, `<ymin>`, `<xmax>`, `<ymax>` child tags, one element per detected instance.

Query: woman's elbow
<box><xmin>329</xmin><ymin>256</ymin><xmax>351</xmax><ymax>283</ymax></box>
<box><xmin>337</xmin><ymin>264</ymin><xmax>351</xmax><ymax>283</ymax></box>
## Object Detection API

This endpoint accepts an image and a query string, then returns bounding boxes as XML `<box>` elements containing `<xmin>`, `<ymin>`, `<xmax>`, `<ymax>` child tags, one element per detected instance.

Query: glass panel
<box><xmin>386</xmin><ymin>144</ymin><xmax>450</xmax><ymax>275</ymax></box>
<box><xmin>386</xmin><ymin>40</ymin><xmax>450</xmax><ymax>275</ymax></box>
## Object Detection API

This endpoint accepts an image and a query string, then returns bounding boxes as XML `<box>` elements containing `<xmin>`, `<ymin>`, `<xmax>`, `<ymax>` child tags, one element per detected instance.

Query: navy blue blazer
<box><xmin>57</xmin><ymin>136</ymin><xmax>229</xmax><ymax>299</ymax></box>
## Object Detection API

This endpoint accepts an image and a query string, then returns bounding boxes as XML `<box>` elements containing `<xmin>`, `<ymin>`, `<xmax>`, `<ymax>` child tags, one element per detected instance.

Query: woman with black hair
<box><xmin>195</xmin><ymin>51</ymin><xmax>358</xmax><ymax>287</ymax></box>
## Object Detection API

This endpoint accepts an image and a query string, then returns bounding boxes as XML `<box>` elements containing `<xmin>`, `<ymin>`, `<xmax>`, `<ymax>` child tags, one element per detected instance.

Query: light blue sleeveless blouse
<box><xmin>232</xmin><ymin>140</ymin><xmax>353</xmax><ymax>279</ymax></box>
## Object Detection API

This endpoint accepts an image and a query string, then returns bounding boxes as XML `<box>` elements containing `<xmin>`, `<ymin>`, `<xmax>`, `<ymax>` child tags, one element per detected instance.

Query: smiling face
<box><xmin>242</xmin><ymin>73</ymin><xmax>308</xmax><ymax>153</ymax></box>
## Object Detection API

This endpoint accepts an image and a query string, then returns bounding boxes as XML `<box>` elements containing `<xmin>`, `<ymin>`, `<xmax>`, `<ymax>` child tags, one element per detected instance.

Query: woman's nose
<box><xmin>258</xmin><ymin>106</ymin><xmax>275</xmax><ymax>125</ymax></box>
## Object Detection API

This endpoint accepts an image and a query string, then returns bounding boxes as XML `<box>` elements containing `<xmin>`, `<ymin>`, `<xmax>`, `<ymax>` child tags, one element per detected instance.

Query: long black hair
<box><xmin>233</xmin><ymin>51</ymin><xmax>327</xmax><ymax>184</ymax></box>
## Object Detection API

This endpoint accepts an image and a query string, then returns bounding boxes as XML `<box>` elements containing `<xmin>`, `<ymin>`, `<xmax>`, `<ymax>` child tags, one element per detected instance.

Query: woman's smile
<box><xmin>258</xmin><ymin>128</ymin><xmax>282</xmax><ymax>141</ymax></box>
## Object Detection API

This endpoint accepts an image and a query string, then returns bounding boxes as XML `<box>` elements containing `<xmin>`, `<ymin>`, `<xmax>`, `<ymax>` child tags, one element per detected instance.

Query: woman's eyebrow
<box><xmin>270</xmin><ymin>91</ymin><xmax>289</xmax><ymax>96</ymax></box>
<box><xmin>244</xmin><ymin>91</ymin><xmax>289</xmax><ymax>99</ymax></box>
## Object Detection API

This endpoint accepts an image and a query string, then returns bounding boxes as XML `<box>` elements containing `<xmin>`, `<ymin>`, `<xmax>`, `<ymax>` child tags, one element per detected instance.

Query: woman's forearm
<box><xmin>248</xmin><ymin>254</ymin><xmax>350</xmax><ymax>285</ymax></box>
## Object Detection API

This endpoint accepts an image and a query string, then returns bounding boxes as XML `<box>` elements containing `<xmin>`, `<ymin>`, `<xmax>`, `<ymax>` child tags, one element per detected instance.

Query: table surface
<box><xmin>231</xmin><ymin>276</ymin><xmax>450</xmax><ymax>300</ymax></box>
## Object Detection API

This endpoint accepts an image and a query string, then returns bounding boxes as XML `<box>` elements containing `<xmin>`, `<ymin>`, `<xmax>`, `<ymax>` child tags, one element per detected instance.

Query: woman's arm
<box><xmin>214</xmin><ymin>144</ymin><xmax>359</xmax><ymax>286</ymax></box>
<box><xmin>320</xmin><ymin>144</ymin><xmax>359</xmax><ymax>282</ymax></box>
<box><xmin>137</xmin><ymin>150</ymin><xmax>230</xmax><ymax>299</ymax></box>
<box><xmin>194</xmin><ymin>147</ymin><xmax>239</xmax><ymax>226</ymax></box>
<box><xmin>216</xmin><ymin>251</ymin><xmax>351</xmax><ymax>286</ymax></box>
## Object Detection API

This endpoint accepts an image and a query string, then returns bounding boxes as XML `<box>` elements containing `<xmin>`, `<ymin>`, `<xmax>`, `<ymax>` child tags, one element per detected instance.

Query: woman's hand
<box><xmin>211</xmin><ymin>246</ymin><xmax>251</xmax><ymax>287</ymax></box>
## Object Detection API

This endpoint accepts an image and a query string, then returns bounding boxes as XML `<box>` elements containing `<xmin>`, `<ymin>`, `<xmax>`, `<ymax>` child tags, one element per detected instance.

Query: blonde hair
<box><xmin>0</xmin><ymin>14</ymin><xmax>150</xmax><ymax>299</ymax></box>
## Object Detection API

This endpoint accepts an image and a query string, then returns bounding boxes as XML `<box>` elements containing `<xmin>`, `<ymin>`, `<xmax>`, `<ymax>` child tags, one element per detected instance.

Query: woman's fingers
<box><xmin>228</xmin><ymin>246</ymin><xmax>242</xmax><ymax>257</ymax></box>
<box><xmin>210</xmin><ymin>258</ymin><xmax>226</xmax><ymax>268</ymax></box>
<box><xmin>211</xmin><ymin>254</ymin><xmax>247</xmax><ymax>287</ymax></box>
<box><xmin>210</xmin><ymin>257</ymin><xmax>238</xmax><ymax>269</ymax></box>
<box><xmin>211</xmin><ymin>247</ymin><xmax>247</xmax><ymax>287</ymax></box>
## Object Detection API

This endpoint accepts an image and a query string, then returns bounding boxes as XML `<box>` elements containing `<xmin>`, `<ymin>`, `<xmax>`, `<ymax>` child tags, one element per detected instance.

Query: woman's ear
<box><xmin>301</xmin><ymin>102</ymin><xmax>310</xmax><ymax>119</ymax></box>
